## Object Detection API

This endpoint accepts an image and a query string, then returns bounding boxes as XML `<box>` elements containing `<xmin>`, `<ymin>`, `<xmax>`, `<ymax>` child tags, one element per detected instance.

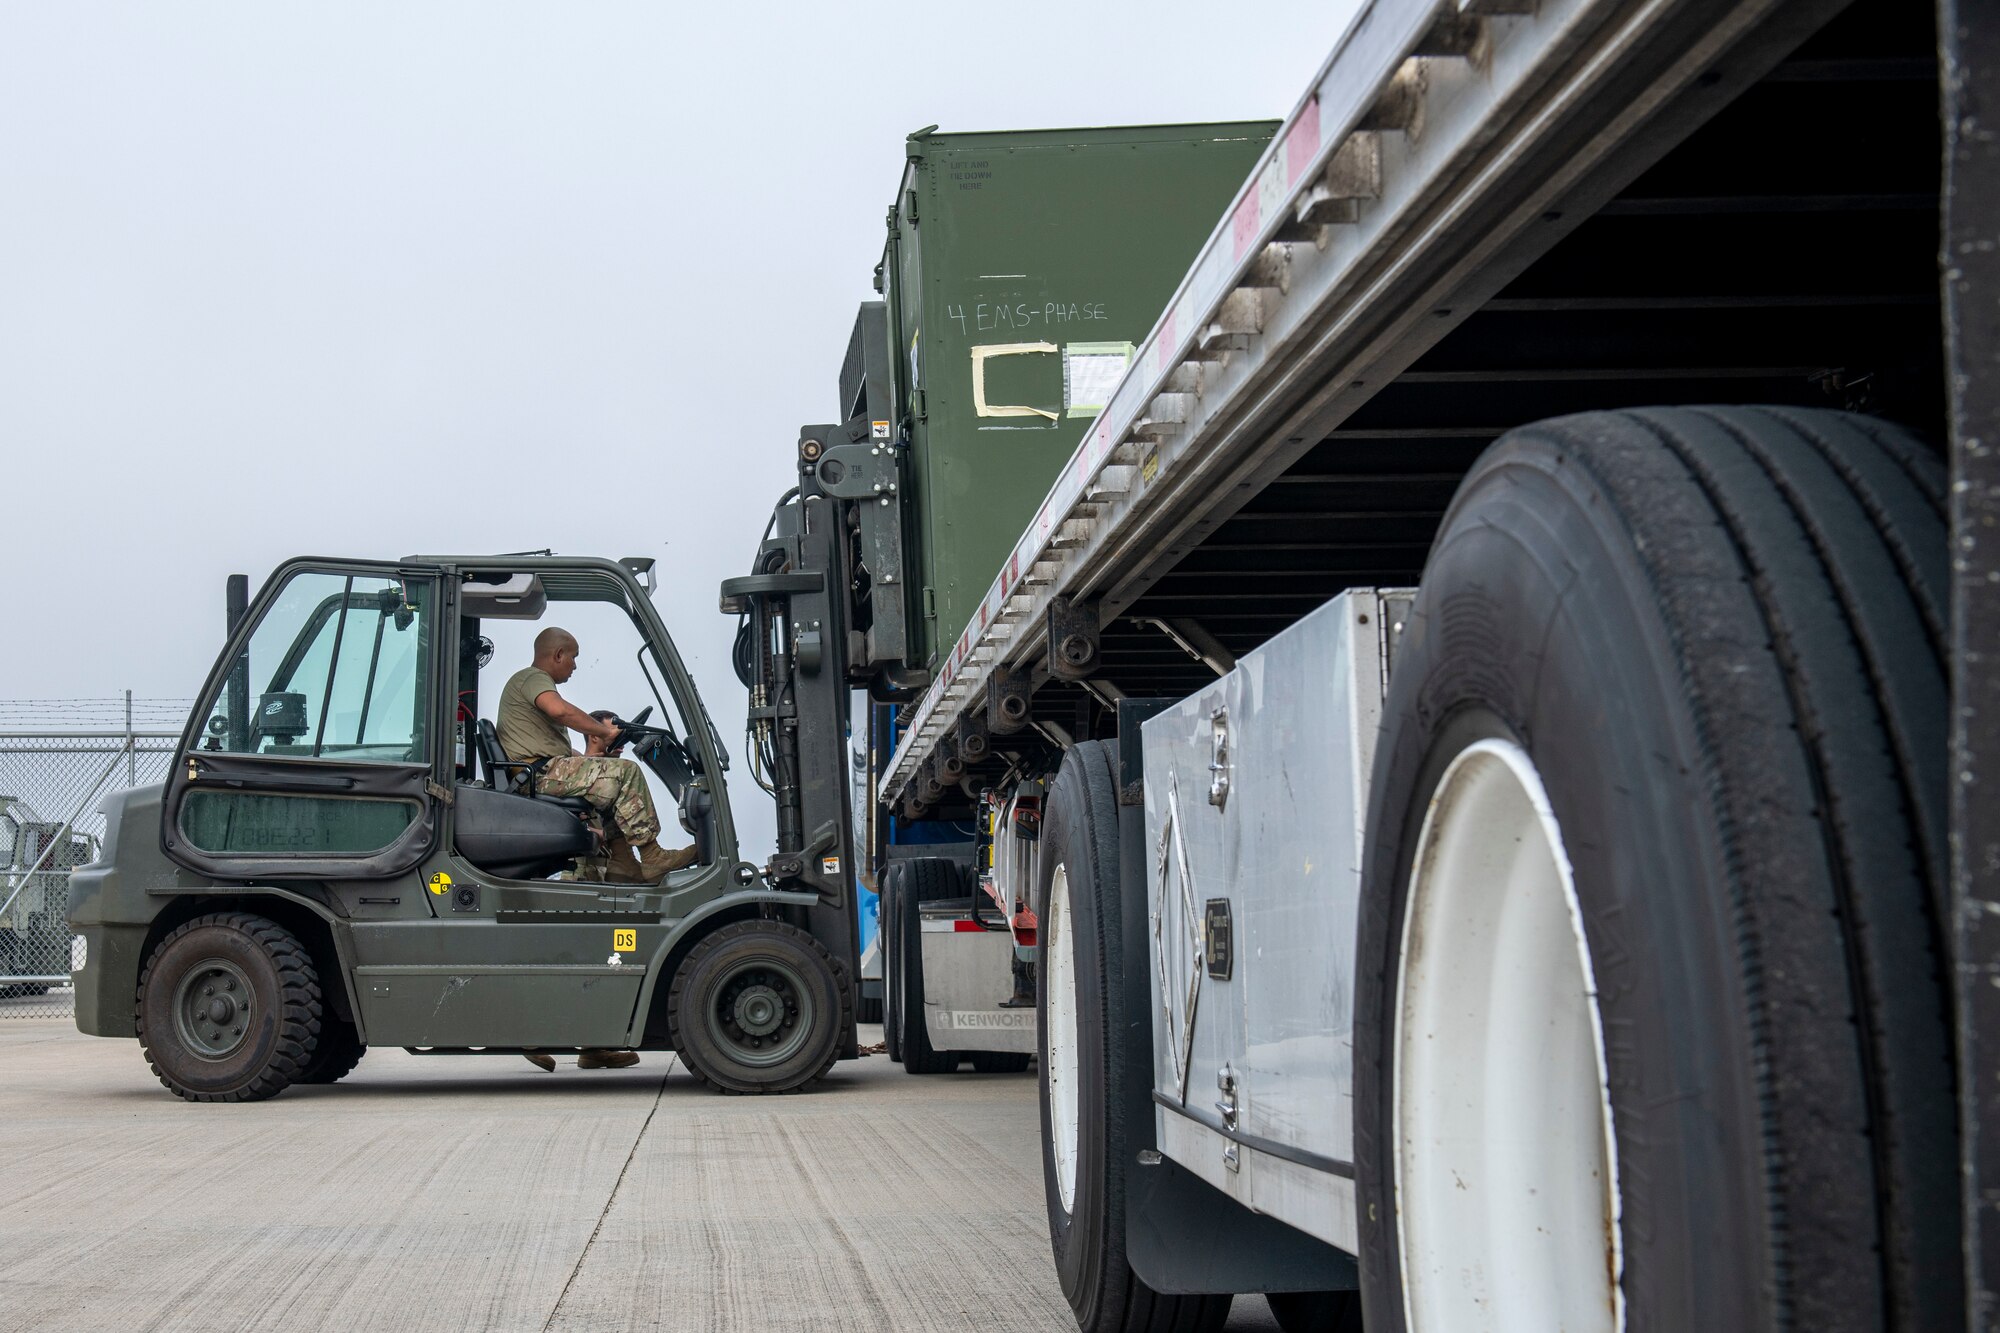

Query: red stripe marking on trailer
<box><xmin>1286</xmin><ymin>96</ymin><xmax>1321</xmax><ymax>185</ymax></box>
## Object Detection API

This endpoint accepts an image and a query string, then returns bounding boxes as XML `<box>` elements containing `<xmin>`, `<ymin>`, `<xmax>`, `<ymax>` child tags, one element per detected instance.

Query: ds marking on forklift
<box><xmin>613</xmin><ymin>929</ymin><xmax>637</xmax><ymax>953</ymax></box>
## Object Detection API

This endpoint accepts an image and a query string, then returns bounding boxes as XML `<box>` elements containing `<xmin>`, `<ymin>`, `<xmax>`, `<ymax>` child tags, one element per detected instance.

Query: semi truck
<box><xmin>845</xmin><ymin>0</ymin><xmax>1998</xmax><ymax>1329</ymax></box>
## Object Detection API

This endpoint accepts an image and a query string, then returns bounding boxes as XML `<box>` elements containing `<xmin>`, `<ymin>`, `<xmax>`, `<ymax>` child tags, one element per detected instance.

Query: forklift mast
<box><xmin>722</xmin><ymin>302</ymin><xmax>915</xmax><ymax>998</ymax></box>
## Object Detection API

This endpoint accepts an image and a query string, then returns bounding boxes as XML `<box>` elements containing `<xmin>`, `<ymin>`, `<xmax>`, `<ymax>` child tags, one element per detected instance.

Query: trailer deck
<box><xmin>883</xmin><ymin>0</ymin><xmax>1939</xmax><ymax>801</ymax></box>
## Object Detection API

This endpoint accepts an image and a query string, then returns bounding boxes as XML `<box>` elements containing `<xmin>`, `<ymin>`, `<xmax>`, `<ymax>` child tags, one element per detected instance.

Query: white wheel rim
<box><xmin>1393</xmin><ymin>739</ymin><xmax>1624</xmax><ymax>1333</ymax></box>
<box><xmin>1046</xmin><ymin>863</ymin><xmax>1081</xmax><ymax>1214</ymax></box>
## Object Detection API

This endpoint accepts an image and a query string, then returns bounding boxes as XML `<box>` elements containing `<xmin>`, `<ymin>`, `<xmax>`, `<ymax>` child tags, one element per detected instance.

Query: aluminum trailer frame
<box><xmin>884</xmin><ymin>0</ymin><xmax>1867</xmax><ymax>794</ymax></box>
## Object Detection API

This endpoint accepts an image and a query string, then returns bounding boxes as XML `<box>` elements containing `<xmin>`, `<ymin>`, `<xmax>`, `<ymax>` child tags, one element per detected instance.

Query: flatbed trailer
<box><xmin>850</xmin><ymin>0</ymin><xmax>1999</xmax><ymax>1327</ymax></box>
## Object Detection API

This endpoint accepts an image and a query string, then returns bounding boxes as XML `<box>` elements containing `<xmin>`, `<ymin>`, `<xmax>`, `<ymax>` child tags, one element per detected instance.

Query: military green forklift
<box><xmin>65</xmin><ymin>554</ymin><xmax>863</xmax><ymax>1100</ymax></box>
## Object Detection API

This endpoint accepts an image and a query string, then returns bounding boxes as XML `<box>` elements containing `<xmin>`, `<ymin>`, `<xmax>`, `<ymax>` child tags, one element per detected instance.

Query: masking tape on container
<box><xmin>971</xmin><ymin>342</ymin><xmax>1059</xmax><ymax>421</ymax></box>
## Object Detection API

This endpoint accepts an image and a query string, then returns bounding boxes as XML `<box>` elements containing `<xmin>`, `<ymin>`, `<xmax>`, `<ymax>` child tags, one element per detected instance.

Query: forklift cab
<box><xmin>164</xmin><ymin>554</ymin><xmax>733</xmax><ymax>890</ymax></box>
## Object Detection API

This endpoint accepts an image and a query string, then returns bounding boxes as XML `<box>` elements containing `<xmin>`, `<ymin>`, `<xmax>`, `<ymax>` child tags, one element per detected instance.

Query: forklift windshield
<box><xmin>199</xmin><ymin>571</ymin><xmax>433</xmax><ymax>764</ymax></box>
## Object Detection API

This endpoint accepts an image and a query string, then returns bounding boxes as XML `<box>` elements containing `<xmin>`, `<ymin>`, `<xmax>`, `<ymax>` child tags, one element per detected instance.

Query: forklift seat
<box><xmin>454</xmin><ymin>784</ymin><xmax>596</xmax><ymax>879</ymax></box>
<box><xmin>456</xmin><ymin>720</ymin><xmax>599</xmax><ymax>879</ymax></box>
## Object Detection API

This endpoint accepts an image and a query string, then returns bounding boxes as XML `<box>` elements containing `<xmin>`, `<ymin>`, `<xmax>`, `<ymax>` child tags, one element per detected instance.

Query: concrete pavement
<box><xmin>0</xmin><ymin>1022</ymin><xmax>1284</xmax><ymax>1332</ymax></box>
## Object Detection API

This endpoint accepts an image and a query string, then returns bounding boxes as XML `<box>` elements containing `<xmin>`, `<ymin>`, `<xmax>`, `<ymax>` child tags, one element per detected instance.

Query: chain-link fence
<box><xmin>0</xmin><ymin>696</ymin><xmax>187</xmax><ymax>1019</ymax></box>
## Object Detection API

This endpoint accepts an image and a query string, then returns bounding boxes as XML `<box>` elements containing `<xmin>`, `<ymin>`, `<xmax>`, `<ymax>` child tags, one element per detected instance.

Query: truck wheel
<box><xmin>1355</xmin><ymin>407</ymin><xmax>1955</xmax><ymax>1332</ymax></box>
<box><xmin>1038</xmin><ymin>740</ymin><xmax>1232</xmax><ymax>1333</ymax></box>
<box><xmin>297</xmin><ymin>1014</ymin><xmax>366</xmax><ymax>1085</ymax></box>
<box><xmin>881</xmin><ymin>864</ymin><xmax>905</xmax><ymax>1064</ymax></box>
<box><xmin>135</xmin><ymin>912</ymin><xmax>322</xmax><ymax>1103</ymax></box>
<box><xmin>668</xmin><ymin>920</ymin><xmax>845</xmax><ymax>1094</ymax></box>
<box><xmin>970</xmin><ymin>1051</ymin><xmax>1030</xmax><ymax>1074</ymax></box>
<box><xmin>892</xmin><ymin>857</ymin><xmax>965</xmax><ymax>1074</ymax></box>
<box><xmin>1263</xmin><ymin>1290</ymin><xmax>1362</xmax><ymax>1333</ymax></box>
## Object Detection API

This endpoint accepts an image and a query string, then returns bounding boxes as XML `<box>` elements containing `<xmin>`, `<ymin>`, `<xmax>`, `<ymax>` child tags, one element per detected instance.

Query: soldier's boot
<box><xmin>577</xmin><ymin>1050</ymin><xmax>641</xmax><ymax>1070</ymax></box>
<box><xmin>602</xmin><ymin>831</ymin><xmax>646</xmax><ymax>884</ymax></box>
<box><xmin>635</xmin><ymin>840</ymin><xmax>700</xmax><ymax>883</ymax></box>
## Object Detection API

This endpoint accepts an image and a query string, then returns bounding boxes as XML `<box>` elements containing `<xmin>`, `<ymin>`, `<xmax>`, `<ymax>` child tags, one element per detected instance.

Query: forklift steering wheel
<box><xmin>609</xmin><ymin>706</ymin><xmax>699</xmax><ymax>797</ymax></box>
<box><xmin>608</xmin><ymin>705</ymin><xmax>654</xmax><ymax>753</ymax></box>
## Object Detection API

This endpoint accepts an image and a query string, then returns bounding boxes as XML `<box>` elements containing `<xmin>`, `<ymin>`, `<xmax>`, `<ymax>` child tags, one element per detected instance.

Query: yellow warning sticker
<box><xmin>428</xmin><ymin>872</ymin><xmax>453</xmax><ymax>896</ymax></box>
<box><xmin>613</xmin><ymin>929</ymin><xmax>637</xmax><ymax>953</ymax></box>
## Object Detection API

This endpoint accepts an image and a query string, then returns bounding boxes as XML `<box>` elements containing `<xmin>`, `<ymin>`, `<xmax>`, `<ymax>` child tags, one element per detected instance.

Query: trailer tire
<box><xmin>1038</xmin><ymin>740</ymin><xmax>1232</xmax><ymax>1333</ymax></box>
<box><xmin>881</xmin><ymin>865</ymin><xmax>905</xmax><ymax>1064</ymax></box>
<box><xmin>891</xmin><ymin>857</ymin><xmax>964</xmax><ymax>1075</ymax></box>
<box><xmin>1354</xmin><ymin>407</ymin><xmax>1955</xmax><ymax>1332</ymax></box>
<box><xmin>135</xmin><ymin>911</ymin><xmax>321</xmax><ymax>1103</ymax></box>
<box><xmin>668</xmin><ymin>920</ymin><xmax>846</xmax><ymax>1095</ymax></box>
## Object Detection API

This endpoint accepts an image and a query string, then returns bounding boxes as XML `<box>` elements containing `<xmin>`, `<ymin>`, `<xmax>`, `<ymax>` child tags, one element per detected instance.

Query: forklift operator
<box><xmin>495</xmin><ymin>627</ymin><xmax>699</xmax><ymax>886</ymax></box>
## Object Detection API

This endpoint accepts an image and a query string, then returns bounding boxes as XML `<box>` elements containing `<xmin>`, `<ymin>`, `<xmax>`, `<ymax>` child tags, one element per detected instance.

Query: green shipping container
<box><xmin>880</xmin><ymin>122</ymin><xmax>1278</xmax><ymax>669</ymax></box>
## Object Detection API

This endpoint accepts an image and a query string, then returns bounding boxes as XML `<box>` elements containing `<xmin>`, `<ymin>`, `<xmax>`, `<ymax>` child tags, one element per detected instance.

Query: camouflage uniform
<box><xmin>536</xmin><ymin>756</ymin><xmax>660</xmax><ymax>845</ymax></box>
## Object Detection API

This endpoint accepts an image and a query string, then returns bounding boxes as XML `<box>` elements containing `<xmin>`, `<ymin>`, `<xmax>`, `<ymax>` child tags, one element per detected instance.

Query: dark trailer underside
<box><xmin>1025</xmin><ymin>0</ymin><xmax>1944</xmax><ymax>731</ymax></box>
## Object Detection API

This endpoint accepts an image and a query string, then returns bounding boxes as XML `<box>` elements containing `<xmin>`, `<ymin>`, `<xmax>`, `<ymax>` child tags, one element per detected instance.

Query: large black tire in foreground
<box><xmin>136</xmin><ymin>912</ymin><xmax>322</xmax><ymax>1103</ymax></box>
<box><xmin>668</xmin><ymin>920</ymin><xmax>846</xmax><ymax>1095</ymax></box>
<box><xmin>1037</xmin><ymin>741</ymin><xmax>1232</xmax><ymax>1333</ymax></box>
<box><xmin>1355</xmin><ymin>407</ymin><xmax>1955</xmax><ymax>1331</ymax></box>
<box><xmin>296</xmin><ymin>1013</ymin><xmax>367</xmax><ymax>1085</ymax></box>
<box><xmin>888</xmin><ymin>857</ymin><xmax>965</xmax><ymax>1075</ymax></box>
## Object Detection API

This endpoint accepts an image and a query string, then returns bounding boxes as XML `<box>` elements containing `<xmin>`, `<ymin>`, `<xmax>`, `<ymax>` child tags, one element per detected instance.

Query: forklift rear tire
<box><xmin>297</xmin><ymin>1014</ymin><xmax>367</xmax><ymax>1085</ymax></box>
<box><xmin>1355</xmin><ymin>408</ymin><xmax>1955</xmax><ymax>1332</ymax></box>
<box><xmin>892</xmin><ymin>857</ymin><xmax>965</xmax><ymax>1075</ymax></box>
<box><xmin>668</xmin><ymin>920</ymin><xmax>846</xmax><ymax>1095</ymax></box>
<box><xmin>136</xmin><ymin>911</ymin><xmax>322</xmax><ymax>1103</ymax></box>
<box><xmin>1038</xmin><ymin>740</ymin><xmax>1232</xmax><ymax>1333</ymax></box>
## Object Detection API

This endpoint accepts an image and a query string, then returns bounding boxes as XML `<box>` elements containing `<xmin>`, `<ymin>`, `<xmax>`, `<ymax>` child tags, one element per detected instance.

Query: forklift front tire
<box><xmin>668</xmin><ymin>920</ymin><xmax>846</xmax><ymax>1095</ymax></box>
<box><xmin>135</xmin><ymin>911</ymin><xmax>322</xmax><ymax>1103</ymax></box>
<box><xmin>296</xmin><ymin>1013</ymin><xmax>367</xmax><ymax>1085</ymax></box>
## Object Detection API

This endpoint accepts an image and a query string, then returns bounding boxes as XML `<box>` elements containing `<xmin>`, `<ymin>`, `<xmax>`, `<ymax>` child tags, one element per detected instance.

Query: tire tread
<box><xmin>135</xmin><ymin>911</ymin><xmax>321</xmax><ymax>1104</ymax></box>
<box><xmin>1355</xmin><ymin>405</ymin><xmax>1955</xmax><ymax>1332</ymax></box>
<box><xmin>894</xmin><ymin>858</ymin><xmax>966</xmax><ymax>1075</ymax></box>
<box><xmin>1041</xmin><ymin>742</ymin><xmax>1229</xmax><ymax>1333</ymax></box>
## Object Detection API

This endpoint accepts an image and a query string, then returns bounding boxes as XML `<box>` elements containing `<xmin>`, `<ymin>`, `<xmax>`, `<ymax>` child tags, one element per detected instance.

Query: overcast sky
<box><xmin>0</xmin><ymin>2</ymin><xmax>1351</xmax><ymax>850</ymax></box>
